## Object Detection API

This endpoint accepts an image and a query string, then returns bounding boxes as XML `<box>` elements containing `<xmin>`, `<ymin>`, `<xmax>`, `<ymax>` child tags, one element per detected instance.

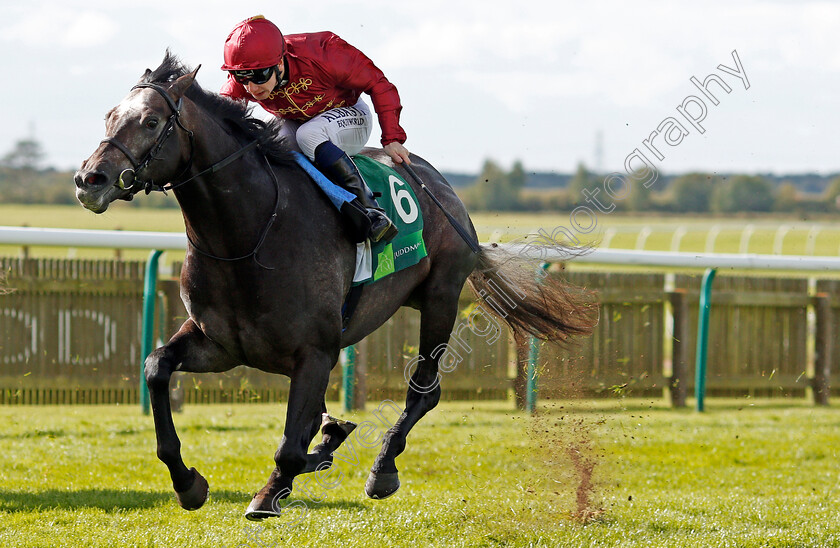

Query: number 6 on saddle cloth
<box><xmin>293</xmin><ymin>152</ymin><xmax>428</xmax><ymax>327</ymax></box>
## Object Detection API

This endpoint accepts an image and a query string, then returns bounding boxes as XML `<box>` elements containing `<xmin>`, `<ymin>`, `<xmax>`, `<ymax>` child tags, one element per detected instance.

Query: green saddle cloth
<box><xmin>352</xmin><ymin>155</ymin><xmax>428</xmax><ymax>285</ymax></box>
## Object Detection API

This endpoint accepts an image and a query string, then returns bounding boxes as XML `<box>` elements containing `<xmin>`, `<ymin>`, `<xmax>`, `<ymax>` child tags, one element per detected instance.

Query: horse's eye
<box><xmin>145</xmin><ymin>118</ymin><xmax>159</xmax><ymax>129</ymax></box>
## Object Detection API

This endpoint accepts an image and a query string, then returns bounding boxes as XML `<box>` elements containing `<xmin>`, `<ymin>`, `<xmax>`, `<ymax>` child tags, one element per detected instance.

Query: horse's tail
<box><xmin>466</xmin><ymin>243</ymin><xmax>599</xmax><ymax>344</ymax></box>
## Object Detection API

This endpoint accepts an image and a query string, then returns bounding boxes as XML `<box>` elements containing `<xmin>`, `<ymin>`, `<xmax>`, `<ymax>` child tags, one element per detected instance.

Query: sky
<box><xmin>1</xmin><ymin>0</ymin><xmax>839</xmax><ymax>176</ymax></box>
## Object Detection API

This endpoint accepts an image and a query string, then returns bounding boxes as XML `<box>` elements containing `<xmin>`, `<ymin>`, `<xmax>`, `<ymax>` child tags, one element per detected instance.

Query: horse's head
<box><xmin>74</xmin><ymin>66</ymin><xmax>199</xmax><ymax>213</ymax></box>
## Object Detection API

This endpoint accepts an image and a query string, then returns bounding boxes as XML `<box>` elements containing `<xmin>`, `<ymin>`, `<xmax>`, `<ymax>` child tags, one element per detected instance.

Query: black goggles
<box><xmin>230</xmin><ymin>66</ymin><xmax>275</xmax><ymax>85</ymax></box>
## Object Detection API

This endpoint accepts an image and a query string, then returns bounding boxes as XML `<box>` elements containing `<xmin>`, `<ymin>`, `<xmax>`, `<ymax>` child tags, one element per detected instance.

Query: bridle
<box><xmin>101</xmin><ymin>82</ymin><xmax>196</xmax><ymax>195</ymax></box>
<box><xmin>100</xmin><ymin>81</ymin><xmax>280</xmax><ymax>268</ymax></box>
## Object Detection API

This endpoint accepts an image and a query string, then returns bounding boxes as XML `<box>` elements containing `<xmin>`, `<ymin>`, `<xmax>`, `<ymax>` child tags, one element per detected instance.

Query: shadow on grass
<box><xmin>0</xmin><ymin>488</ymin><xmax>367</xmax><ymax>513</ymax></box>
<box><xmin>0</xmin><ymin>424</ymin><xmax>270</xmax><ymax>440</ymax></box>
<box><xmin>0</xmin><ymin>488</ymin><xmax>175</xmax><ymax>512</ymax></box>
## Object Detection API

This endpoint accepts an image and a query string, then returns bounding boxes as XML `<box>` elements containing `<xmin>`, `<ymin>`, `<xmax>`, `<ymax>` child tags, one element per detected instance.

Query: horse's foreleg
<box><xmin>299</xmin><ymin>401</ymin><xmax>326</xmax><ymax>472</ymax></box>
<box><xmin>145</xmin><ymin>319</ymin><xmax>238</xmax><ymax>510</ymax></box>
<box><xmin>245</xmin><ymin>348</ymin><xmax>334</xmax><ymax>520</ymax></box>
<box><xmin>365</xmin><ymin>289</ymin><xmax>460</xmax><ymax>499</ymax></box>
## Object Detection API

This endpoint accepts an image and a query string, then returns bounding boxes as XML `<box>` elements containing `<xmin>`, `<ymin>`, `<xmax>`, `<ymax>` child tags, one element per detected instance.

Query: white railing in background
<box><xmin>4</xmin><ymin>225</ymin><xmax>840</xmax><ymax>271</ymax></box>
<box><xmin>704</xmin><ymin>224</ymin><xmax>721</xmax><ymax>253</ymax></box>
<box><xmin>773</xmin><ymin>224</ymin><xmax>793</xmax><ymax>255</ymax></box>
<box><xmin>806</xmin><ymin>226</ymin><xmax>821</xmax><ymax>256</ymax></box>
<box><xmin>739</xmin><ymin>224</ymin><xmax>755</xmax><ymax>254</ymax></box>
<box><xmin>0</xmin><ymin>226</ymin><xmax>187</xmax><ymax>250</ymax></box>
<box><xmin>634</xmin><ymin>227</ymin><xmax>652</xmax><ymax>250</ymax></box>
<box><xmin>670</xmin><ymin>226</ymin><xmax>687</xmax><ymax>252</ymax></box>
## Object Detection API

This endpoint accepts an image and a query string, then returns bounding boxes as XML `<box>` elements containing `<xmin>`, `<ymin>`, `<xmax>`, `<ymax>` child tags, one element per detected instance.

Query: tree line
<box><xmin>2</xmin><ymin>137</ymin><xmax>839</xmax><ymax>214</ymax></box>
<box><xmin>0</xmin><ymin>139</ymin><xmax>176</xmax><ymax>208</ymax></box>
<box><xmin>458</xmin><ymin>159</ymin><xmax>840</xmax><ymax>214</ymax></box>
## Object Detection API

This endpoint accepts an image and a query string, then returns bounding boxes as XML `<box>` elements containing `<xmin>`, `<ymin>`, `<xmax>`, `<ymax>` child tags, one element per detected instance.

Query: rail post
<box><xmin>813</xmin><ymin>293</ymin><xmax>832</xmax><ymax>406</ymax></box>
<box><xmin>694</xmin><ymin>268</ymin><xmax>717</xmax><ymax>412</ymax></box>
<box><xmin>669</xmin><ymin>289</ymin><xmax>689</xmax><ymax>408</ymax></box>
<box><xmin>141</xmin><ymin>250</ymin><xmax>164</xmax><ymax>415</ymax></box>
<box><xmin>525</xmin><ymin>338</ymin><xmax>540</xmax><ymax>414</ymax></box>
<box><xmin>342</xmin><ymin>345</ymin><xmax>357</xmax><ymax>413</ymax></box>
<box><xmin>525</xmin><ymin>262</ymin><xmax>550</xmax><ymax>414</ymax></box>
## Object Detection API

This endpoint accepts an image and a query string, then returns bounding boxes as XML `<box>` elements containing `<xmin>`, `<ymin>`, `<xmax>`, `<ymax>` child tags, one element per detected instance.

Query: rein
<box><xmin>185</xmin><ymin>151</ymin><xmax>281</xmax><ymax>269</ymax></box>
<box><xmin>100</xmin><ymin>81</ymin><xmax>280</xmax><ymax>268</ymax></box>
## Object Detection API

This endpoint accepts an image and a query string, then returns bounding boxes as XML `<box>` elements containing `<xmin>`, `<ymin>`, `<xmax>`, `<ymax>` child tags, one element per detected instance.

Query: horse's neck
<box><xmin>174</xmin><ymin>124</ymin><xmax>286</xmax><ymax>258</ymax></box>
<box><xmin>173</xmin><ymin>105</ymin><xmax>353</xmax><ymax>270</ymax></box>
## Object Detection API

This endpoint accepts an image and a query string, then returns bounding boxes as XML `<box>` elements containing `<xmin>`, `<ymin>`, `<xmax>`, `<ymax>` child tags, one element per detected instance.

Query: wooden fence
<box><xmin>0</xmin><ymin>258</ymin><xmax>834</xmax><ymax>406</ymax></box>
<box><xmin>537</xmin><ymin>271</ymin><xmax>830</xmax><ymax>405</ymax></box>
<box><xmin>676</xmin><ymin>275</ymin><xmax>811</xmax><ymax>398</ymax></box>
<box><xmin>0</xmin><ymin>258</ymin><xmax>146</xmax><ymax>404</ymax></box>
<box><xmin>535</xmin><ymin>272</ymin><xmax>668</xmax><ymax>399</ymax></box>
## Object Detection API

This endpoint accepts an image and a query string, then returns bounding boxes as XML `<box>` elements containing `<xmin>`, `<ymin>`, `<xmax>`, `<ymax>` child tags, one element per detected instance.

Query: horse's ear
<box><xmin>170</xmin><ymin>65</ymin><xmax>201</xmax><ymax>99</ymax></box>
<box><xmin>137</xmin><ymin>68</ymin><xmax>153</xmax><ymax>84</ymax></box>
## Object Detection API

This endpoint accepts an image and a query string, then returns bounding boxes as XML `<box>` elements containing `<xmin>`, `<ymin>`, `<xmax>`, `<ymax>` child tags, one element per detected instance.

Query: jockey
<box><xmin>220</xmin><ymin>15</ymin><xmax>408</xmax><ymax>244</ymax></box>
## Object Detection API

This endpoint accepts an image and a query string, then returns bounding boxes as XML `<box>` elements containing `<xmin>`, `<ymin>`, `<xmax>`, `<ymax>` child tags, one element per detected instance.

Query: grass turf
<box><xmin>0</xmin><ymin>399</ymin><xmax>838</xmax><ymax>547</ymax></box>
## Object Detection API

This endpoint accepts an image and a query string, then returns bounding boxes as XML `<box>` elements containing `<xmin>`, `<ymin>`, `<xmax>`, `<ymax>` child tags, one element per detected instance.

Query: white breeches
<box><xmin>278</xmin><ymin>98</ymin><xmax>373</xmax><ymax>160</ymax></box>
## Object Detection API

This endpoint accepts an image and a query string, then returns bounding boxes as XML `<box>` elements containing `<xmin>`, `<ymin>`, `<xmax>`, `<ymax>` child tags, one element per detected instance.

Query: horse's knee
<box><xmin>144</xmin><ymin>348</ymin><xmax>174</xmax><ymax>392</ymax></box>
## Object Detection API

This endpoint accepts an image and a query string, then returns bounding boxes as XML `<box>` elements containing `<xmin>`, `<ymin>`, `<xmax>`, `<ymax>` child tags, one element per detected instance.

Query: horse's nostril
<box><xmin>75</xmin><ymin>171</ymin><xmax>109</xmax><ymax>188</ymax></box>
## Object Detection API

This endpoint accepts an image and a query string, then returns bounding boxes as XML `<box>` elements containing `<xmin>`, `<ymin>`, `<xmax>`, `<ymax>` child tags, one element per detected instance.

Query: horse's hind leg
<box><xmin>294</xmin><ymin>400</ymin><xmax>357</xmax><ymax>475</ymax></box>
<box><xmin>301</xmin><ymin>404</ymin><xmax>358</xmax><ymax>474</ymax></box>
<box><xmin>145</xmin><ymin>319</ymin><xmax>239</xmax><ymax>510</ymax></box>
<box><xmin>365</xmin><ymin>285</ymin><xmax>461</xmax><ymax>499</ymax></box>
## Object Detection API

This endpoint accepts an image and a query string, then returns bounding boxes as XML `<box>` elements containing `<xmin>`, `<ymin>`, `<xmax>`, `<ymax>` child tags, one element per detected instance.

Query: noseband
<box><xmin>100</xmin><ymin>82</ymin><xmax>195</xmax><ymax>194</ymax></box>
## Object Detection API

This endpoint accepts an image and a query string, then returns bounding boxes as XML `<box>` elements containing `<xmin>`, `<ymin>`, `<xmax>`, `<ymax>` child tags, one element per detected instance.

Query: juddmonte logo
<box><xmin>394</xmin><ymin>241</ymin><xmax>422</xmax><ymax>258</ymax></box>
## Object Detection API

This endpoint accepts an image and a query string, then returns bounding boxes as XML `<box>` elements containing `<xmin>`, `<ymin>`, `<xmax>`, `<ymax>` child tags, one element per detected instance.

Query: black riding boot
<box><xmin>314</xmin><ymin>142</ymin><xmax>398</xmax><ymax>244</ymax></box>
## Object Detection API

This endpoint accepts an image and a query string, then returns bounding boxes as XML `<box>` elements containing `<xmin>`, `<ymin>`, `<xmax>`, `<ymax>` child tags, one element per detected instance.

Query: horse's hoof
<box><xmin>245</xmin><ymin>504</ymin><xmax>282</xmax><ymax>521</ymax></box>
<box><xmin>245</xmin><ymin>492</ymin><xmax>283</xmax><ymax>521</ymax></box>
<box><xmin>364</xmin><ymin>471</ymin><xmax>400</xmax><ymax>499</ymax></box>
<box><xmin>322</xmin><ymin>415</ymin><xmax>358</xmax><ymax>438</ymax></box>
<box><xmin>245</xmin><ymin>480</ymin><xmax>292</xmax><ymax>521</ymax></box>
<box><xmin>174</xmin><ymin>467</ymin><xmax>209</xmax><ymax>510</ymax></box>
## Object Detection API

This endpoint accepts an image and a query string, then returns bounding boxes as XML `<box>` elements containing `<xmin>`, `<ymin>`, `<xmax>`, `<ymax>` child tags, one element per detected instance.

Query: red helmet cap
<box><xmin>221</xmin><ymin>15</ymin><xmax>286</xmax><ymax>71</ymax></box>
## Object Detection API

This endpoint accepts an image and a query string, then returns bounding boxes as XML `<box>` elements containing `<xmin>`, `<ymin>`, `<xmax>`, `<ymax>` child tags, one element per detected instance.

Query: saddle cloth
<box><xmin>351</xmin><ymin>156</ymin><xmax>427</xmax><ymax>285</ymax></box>
<box><xmin>292</xmin><ymin>151</ymin><xmax>428</xmax><ymax>285</ymax></box>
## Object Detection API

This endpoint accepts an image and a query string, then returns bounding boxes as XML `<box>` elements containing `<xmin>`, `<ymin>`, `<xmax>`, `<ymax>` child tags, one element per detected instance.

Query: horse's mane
<box><xmin>141</xmin><ymin>50</ymin><xmax>293</xmax><ymax>165</ymax></box>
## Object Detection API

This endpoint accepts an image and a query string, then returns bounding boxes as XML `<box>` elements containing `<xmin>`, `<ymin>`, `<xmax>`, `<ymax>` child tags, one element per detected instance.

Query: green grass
<box><xmin>1</xmin><ymin>399</ymin><xmax>838</xmax><ymax>547</ymax></box>
<box><xmin>4</xmin><ymin>204</ymin><xmax>840</xmax><ymax>253</ymax></box>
